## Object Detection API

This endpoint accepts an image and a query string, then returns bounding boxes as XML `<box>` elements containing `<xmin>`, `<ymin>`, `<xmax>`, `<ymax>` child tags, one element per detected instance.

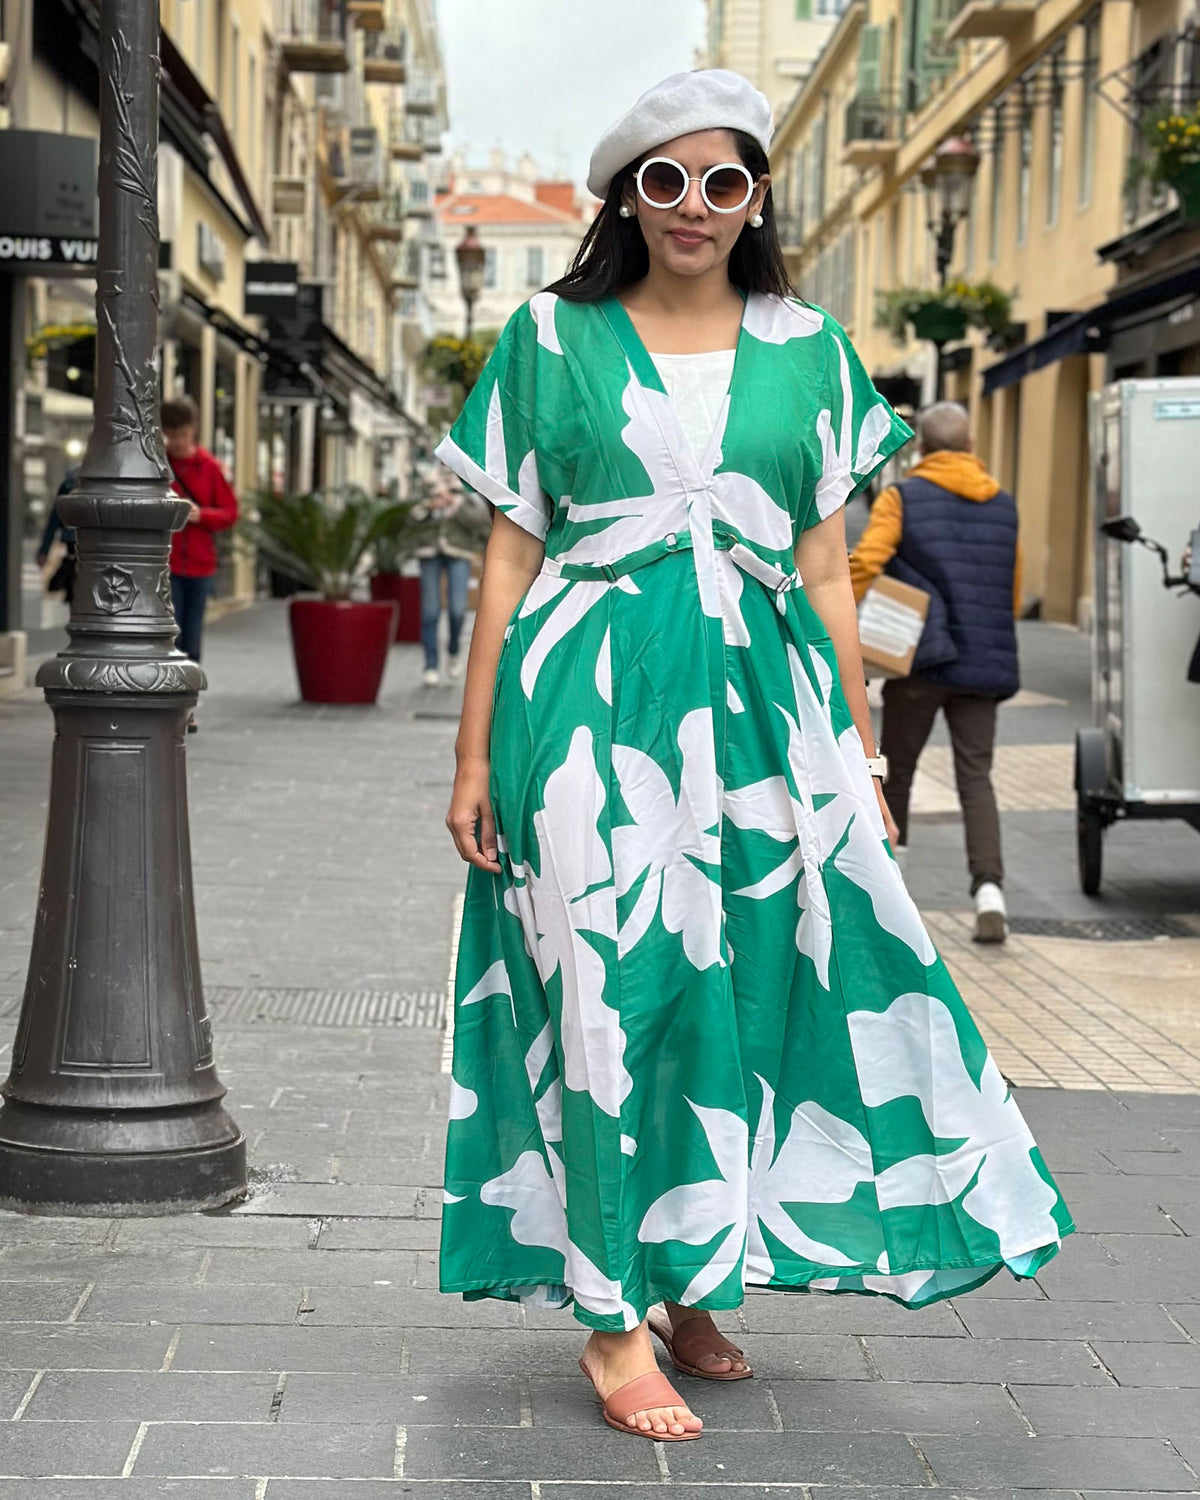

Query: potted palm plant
<box><xmin>247</xmin><ymin>486</ymin><xmax>424</xmax><ymax>704</ymax></box>
<box><xmin>369</xmin><ymin>502</ymin><xmax>434</xmax><ymax>644</ymax></box>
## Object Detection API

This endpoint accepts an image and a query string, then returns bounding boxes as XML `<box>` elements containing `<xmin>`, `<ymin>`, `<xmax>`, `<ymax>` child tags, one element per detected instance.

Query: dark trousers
<box><xmin>171</xmin><ymin>574</ymin><xmax>212</xmax><ymax>663</ymax></box>
<box><xmin>881</xmin><ymin>676</ymin><xmax>1003</xmax><ymax>893</ymax></box>
<box><xmin>419</xmin><ymin>555</ymin><xmax>470</xmax><ymax>671</ymax></box>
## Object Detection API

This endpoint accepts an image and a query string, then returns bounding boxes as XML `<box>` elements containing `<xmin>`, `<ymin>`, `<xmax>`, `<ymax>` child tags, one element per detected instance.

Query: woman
<box><xmin>414</xmin><ymin>473</ymin><xmax>490</xmax><ymax>687</ymax></box>
<box><xmin>436</xmin><ymin>70</ymin><xmax>1072</xmax><ymax>1443</ymax></box>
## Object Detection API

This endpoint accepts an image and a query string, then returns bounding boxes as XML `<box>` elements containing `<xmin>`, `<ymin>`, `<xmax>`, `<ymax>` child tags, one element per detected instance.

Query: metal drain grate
<box><xmin>1008</xmin><ymin>915</ymin><xmax>1196</xmax><ymax>941</ymax></box>
<box><xmin>206</xmin><ymin>987</ymin><xmax>446</xmax><ymax>1027</ymax></box>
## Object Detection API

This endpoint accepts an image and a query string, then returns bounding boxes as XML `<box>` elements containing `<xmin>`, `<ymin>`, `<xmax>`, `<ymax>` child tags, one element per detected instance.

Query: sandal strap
<box><xmin>603</xmin><ymin>1371</ymin><xmax>688</xmax><ymax>1426</ymax></box>
<box><xmin>670</xmin><ymin>1318</ymin><xmax>745</xmax><ymax>1365</ymax></box>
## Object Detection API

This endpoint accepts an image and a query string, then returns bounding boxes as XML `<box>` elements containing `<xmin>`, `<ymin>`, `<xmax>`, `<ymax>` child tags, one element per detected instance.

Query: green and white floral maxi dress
<box><xmin>435</xmin><ymin>291</ymin><xmax>1073</xmax><ymax>1332</ymax></box>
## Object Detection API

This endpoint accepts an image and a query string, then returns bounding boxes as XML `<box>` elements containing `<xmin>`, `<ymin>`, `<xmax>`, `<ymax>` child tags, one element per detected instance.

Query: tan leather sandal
<box><xmin>578</xmin><ymin>1357</ymin><xmax>702</xmax><ymax>1440</ymax></box>
<box><xmin>647</xmin><ymin>1309</ymin><xmax>754</xmax><ymax>1381</ymax></box>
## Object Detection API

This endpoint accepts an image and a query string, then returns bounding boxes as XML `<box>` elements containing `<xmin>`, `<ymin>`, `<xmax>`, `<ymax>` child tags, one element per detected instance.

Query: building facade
<box><xmin>703</xmin><ymin>0</ymin><xmax>853</xmax><ymax>118</ymax></box>
<box><xmin>769</xmin><ymin>0</ymin><xmax>1200</xmax><ymax>625</ymax></box>
<box><xmin>0</xmin><ymin>0</ymin><xmax>449</xmax><ymax>679</ymax></box>
<box><xmin>429</xmin><ymin>152</ymin><xmax>588</xmax><ymax>339</ymax></box>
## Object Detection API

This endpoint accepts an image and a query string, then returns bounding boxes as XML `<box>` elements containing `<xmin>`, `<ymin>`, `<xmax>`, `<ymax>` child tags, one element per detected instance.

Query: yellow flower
<box><xmin>1169</xmin><ymin>134</ymin><xmax>1179</xmax><ymax>145</ymax></box>
<box><xmin>1158</xmin><ymin>120</ymin><xmax>1168</xmax><ymax>130</ymax></box>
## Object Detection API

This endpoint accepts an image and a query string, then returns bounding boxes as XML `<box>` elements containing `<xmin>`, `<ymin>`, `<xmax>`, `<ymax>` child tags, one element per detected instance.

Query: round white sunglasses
<box><xmin>635</xmin><ymin>157</ymin><xmax>756</xmax><ymax>214</ymax></box>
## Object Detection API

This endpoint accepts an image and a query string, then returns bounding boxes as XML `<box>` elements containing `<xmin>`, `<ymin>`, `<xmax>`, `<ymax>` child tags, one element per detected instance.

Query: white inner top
<box><xmin>650</xmin><ymin>349</ymin><xmax>737</xmax><ymax>465</ymax></box>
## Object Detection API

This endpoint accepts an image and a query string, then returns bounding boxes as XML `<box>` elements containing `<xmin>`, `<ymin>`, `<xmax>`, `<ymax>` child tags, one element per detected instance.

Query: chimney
<box><xmin>534</xmin><ymin>181</ymin><xmax>576</xmax><ymax>216</ymax></box>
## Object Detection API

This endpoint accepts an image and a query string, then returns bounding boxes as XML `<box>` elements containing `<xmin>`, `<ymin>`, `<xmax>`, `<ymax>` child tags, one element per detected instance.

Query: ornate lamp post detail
<box><xmin>921</xmin><ymin>136</ymin><xmax>980</xmax><ymax>289</ymax></box>
<box><xmin>921</xmin><ymin>135</ymin><xmax>980</xmax><ymax>400</ymax></box>
<box><xmin>0</xmin><ymin>0</ymin><xmax>246</xmax><ymax>1212</ymax></box>
<box><xmin>454</xmin><ymin>225</ymin><xmax>485</xmax><ymax>344</ymax></box>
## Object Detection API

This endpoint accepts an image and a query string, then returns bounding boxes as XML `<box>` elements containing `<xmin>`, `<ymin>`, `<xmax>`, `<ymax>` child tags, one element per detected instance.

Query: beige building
<box><xmin>0</xmin><ymin>0</ymin><xmax>449</xmax><ymax>677</ymax></box>
<box><xmin>769</xmin><ymin>0</ymin><xmax>1200</xmax><ymax>625</ymax></box>
<box><xmin>430</xmin><ymin>152</ymin><xmax>589</xmax><ymax>339</ymax></box>
<box><xmin>703</xmin><ymin>0</ymin><xmax>852</xmax><ymax>118</ymax></box>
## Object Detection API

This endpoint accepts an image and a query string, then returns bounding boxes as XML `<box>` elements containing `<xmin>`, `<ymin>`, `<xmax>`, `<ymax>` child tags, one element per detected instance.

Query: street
<box><xmin>0</xmin><ymin>604</ymin><xmax>1198</xmax><ymax>1494</ymax></box>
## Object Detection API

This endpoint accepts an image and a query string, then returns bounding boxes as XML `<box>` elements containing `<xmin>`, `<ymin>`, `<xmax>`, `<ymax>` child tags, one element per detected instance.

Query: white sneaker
<box><xmin>422</xmin><ymin>667</ymin><xmax>440</xmax><ymax>687</ymax></box>
<box><xmin>447</xmin><ymin>654</ymin><xmax>464</xmax><ymax>682</ymax></box>
<box><xmin>973</xmin><ymin>882</ymin><xmax>1007</xmax><ymax>944</ymax></box>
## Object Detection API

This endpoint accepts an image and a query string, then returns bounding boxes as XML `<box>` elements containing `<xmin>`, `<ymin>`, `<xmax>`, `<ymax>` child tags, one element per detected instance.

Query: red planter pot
<box><xmin>369</xmin><ymin>572</ymin><xmax>423</xmax><ymax>643</ymax></box>
<box><xmin>288</xmin><ymin>598</ymin><xmax>398</xmax><ymax>705</ymax></box>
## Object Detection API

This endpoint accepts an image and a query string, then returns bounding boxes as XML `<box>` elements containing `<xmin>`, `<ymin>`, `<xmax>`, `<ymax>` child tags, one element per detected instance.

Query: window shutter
<box><xmin>857</xmin><ymin>24</ymin><xmax>883</xmax><ymax>97</ymax></box>
<box><xmin>796</xmin><ymin>0</ymin><xmax>813</xmax><ymax>19</ymax></box>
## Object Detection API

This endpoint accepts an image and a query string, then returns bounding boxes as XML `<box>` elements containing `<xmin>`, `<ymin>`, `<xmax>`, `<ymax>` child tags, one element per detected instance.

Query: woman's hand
<box><xmin>873</xmin><ymin>778</ymin><xmax>901</xmax><ymax>849</ymax></box>
<box><xmin>447</xmin><ymin>756</ymin><xmax>501</xmax><ymax>873</ymax></box>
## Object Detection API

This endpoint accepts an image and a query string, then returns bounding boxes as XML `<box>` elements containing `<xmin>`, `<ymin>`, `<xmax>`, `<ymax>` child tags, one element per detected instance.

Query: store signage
<box><xmin>0</xmin><ymin>132</ymin><xmax>97</xmax><ymax>239</ymax></box>
<box><xmin>244</xmin><ymin>261</ymin><xmax>300</xmax><ymax>318</ymax></box>
<box><xmin>263</xmin><ymin>282</ymin><xmax>326</xmax><ymax>401</ymax></box>
<box><xmin>0</xmin><ymin>235</ymin><xmax>98</xmax><ymax>270</ymax></box>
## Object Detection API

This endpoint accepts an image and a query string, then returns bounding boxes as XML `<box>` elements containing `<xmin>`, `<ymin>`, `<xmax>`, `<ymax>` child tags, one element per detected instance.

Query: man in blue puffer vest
<box><xmin>849</xmin><ymin>402</ymin><xmax>1022</xmax><ymax>943</ymax></box>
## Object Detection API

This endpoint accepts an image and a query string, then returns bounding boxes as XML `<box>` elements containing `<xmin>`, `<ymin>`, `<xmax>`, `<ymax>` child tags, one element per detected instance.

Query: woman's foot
<box><xmin>653</xmin><ymin>1305</ymin><xmax>752</xmax><ymax>1378</ymax></box>
<box><xmin>422</xmin><ymin>667</ymin><xmax>440</xmax><ymax>687</ymax></box>
<box><xmin>581</xmin><ymin>1325</ymin><xmax>703</xmax><ymax>1437</ymax></box>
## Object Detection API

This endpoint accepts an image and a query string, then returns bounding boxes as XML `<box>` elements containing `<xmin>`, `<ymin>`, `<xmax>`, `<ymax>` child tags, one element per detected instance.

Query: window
<box><xmin>1016</xmin><ymin>85</ymin><xmax>1033</xmax><ymax>245</ymax></box>
<box><xmin>526</xmin><ymin>245</ymin><xmax>545</xmax><ymax>288</ymax></box>
<box><xmin>429</xmin><ymin>244</ymin><xmax>446</xmax><ymax>279</ymax></box>
<box><xmin>988</xmin><ymin>105</ymin><xmax>1005</xmax><ymax>262</ymax></box>
<box><xmin>483</xmin><ymin>247</ymin><xmax>498</xmax><ymax>288</ymax></box>
<box><xmin>247</xmin><ymin>52</ymin><xmax>257</xmax><ymax>184</ymax></box>
<box><xmin>193</xmin><ymin>0</ymin><xmax>204</xmax><ymax>71</ymax></box>
<box><xmin>1046</xmin><ymin>50</ymin><xmax>1064</xmax><ymax>226</ymax></box>
<box><xmin>796</xmin><ymin>0</ymin><xmax>812</xmax><ymax>17</ymax></box>
<box><xmin>1079</xmin><ymin>10</ymin><xmax>1101</xmax><ymax>207</ymax></box>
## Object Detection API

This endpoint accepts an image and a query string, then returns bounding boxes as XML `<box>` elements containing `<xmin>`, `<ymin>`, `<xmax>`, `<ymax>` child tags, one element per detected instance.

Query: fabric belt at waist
<box><xmin>543</xmin><ymin>529</ymin><xmax>802</xmax><ymax>607</ymax></box>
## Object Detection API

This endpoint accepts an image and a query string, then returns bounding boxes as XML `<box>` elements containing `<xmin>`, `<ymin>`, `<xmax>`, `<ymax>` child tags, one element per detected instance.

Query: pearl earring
<box><xmin>749</xmin><ymin>212</ymin><xmax>764</xmax><ymax>229</ymax></box>
<box><xmin>619</xmin><ymin>204</ymin><xmax>635</xmax><ymax>218</ymax></box>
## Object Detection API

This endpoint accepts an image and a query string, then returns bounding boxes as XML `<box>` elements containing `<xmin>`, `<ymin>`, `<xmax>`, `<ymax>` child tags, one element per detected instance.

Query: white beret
<box><xmin>587</xmin><ymin>69</ymin><xmax>773</xmax><ymax>200</ymax></box>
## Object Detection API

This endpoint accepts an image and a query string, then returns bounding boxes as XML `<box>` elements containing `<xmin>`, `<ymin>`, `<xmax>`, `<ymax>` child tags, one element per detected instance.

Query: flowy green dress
<box><xmin>434</xmin><ymin>291</ymin><xmax>1073</xmax><ymax>1331</ymax></box>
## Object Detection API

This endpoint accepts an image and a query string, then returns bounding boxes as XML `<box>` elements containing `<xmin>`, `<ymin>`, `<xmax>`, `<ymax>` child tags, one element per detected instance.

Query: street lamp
<box><xmin>921</xmin><ymin>135</ymin><xmax>980</xmax><ymax>401</ymax></box>
<box><xmin>921</xmin><ymin>135</ymin><xmax>980</xmax><ymax>288</ymax></box>
<box><xmin>454</xmin><ymin>225</ymin><xmax>485</xmax><ymax>343</ymax></box>
<box><xmin>0</xmin><ymin>0</ymin><xmax>245</xmax><ymax>1213</ymax></box>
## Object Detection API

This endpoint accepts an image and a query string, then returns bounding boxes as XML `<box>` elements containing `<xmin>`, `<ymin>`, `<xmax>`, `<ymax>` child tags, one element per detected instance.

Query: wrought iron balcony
<box><xmin>366</xmin><ymin>189</ymin><xmax>406</xmax><ymax>241</ymax></box>
<box><xmin>404</xmin><ymin>178</ymin><xmax>434</xmax><ymax>218</ymax></box>
<box><xmin>274</xmin><ymin>0</ymin><xmax>348</xmax><ymax>73</ymax></box>
<box><xmin>944</xmin><ymin>0</ymin><xmax>1036</xmax><ymax>44</ymax></box>
<box><xmin>405</xmin><ymin>70</ymin><xmax>438</xmax><ymax>116</ymax></box>
<box><xmin>388</xmin><ymin>109</ymin><xmax>425</xmax><ymax>161</ymax></box>
<box><xmin>843</xmin><ymin>93</ymin><xmax>901</xmax><ymax>168</ymax></box>
<box><xmin>363</xmin><ymin>27</ymin><xmax>406</xmax><ymax>85</ymax></box>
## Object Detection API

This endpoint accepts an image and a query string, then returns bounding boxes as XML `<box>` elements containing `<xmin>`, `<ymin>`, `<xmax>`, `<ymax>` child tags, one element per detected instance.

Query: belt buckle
<box><xmin>600</xmin><ymin>562</ymin><xmax>618</xmax><ymax>583</ymax></box>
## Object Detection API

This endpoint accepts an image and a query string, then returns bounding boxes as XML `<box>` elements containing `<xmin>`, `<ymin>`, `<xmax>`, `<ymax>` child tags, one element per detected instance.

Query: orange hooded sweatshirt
<box><xmin>848</xmin><ymin>449</ymin><xmax>1022</xmax><ymax>616</ymax></box>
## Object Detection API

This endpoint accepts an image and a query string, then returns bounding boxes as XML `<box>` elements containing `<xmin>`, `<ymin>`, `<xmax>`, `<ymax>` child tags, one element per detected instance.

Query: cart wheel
<box><xmin>1077</xmin><ymin>799</ymin><xmax>1104</xmax><ymax>896</ymax></box>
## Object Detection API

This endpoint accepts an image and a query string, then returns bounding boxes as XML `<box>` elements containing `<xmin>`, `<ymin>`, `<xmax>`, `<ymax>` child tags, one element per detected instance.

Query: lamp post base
<box><xmin>0</xmin><ymin>1099</ymin><xmax>246</xmax><ymax>1216</ymax></box>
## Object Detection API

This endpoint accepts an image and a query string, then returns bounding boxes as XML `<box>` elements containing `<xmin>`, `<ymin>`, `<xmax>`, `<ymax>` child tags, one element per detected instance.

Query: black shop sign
<box><xmin>0</xmin><ymin>235</ymin><xmax>98</xmax><ymax>271</ymax></box>
<box><xmin>244</xmin><ymin>261</ymin><xmax>300</xmax><ymax>317</ymax></box>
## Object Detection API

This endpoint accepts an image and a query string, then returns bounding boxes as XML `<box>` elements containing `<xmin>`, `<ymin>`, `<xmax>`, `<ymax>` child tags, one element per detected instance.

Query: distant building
<box><xmin>701</xmin><ymin>0</ymin><xmax>851</xmax><ymax>119</ymax></box>
<box><xmin>429</xmin><ymin>151</ymin><xmax>590</xmax><ymax>338</ymax></box>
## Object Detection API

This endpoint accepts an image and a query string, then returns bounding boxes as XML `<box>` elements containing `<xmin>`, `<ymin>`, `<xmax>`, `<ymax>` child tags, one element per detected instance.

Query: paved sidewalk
<box><xmin>0</xmin><ymin>606</ymin><xmax>1197</xmax><ymax>1496</ymax></box>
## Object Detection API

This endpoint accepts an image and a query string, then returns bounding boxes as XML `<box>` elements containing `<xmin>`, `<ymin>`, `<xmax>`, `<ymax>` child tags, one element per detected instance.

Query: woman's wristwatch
<box><xmin>864</xmin><ymin>755</ymin><xmax>889</xmax><ymax>782</ymax></box>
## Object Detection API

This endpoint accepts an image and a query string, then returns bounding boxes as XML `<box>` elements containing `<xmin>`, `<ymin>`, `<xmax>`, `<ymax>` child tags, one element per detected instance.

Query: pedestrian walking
<box><xmin>415</xmin><ymin>473</ymin><xmax>490</xmax><ymax>687</ymax></box>
<box><xmin>162</xmin><ymin>397</ymin><xmax>238</xmax><ymax>728</ymax></box>
<box><xmin>36</xmin><ymin>469</ymin><xmax>80</xmax><ymax>607</ymax></box>
<box><xmin>849</xmin><ymin>401</ymin><xmax>1021</xmax><ymax>943</ymax></box>
<box><xmin>436</xmin><ymin>70</ymin><xmax>1072</xmax><ymax>1444</ymax></box>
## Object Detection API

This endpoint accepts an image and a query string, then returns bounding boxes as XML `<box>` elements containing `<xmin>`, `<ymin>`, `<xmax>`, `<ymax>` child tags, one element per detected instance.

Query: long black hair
<box><xmin>546</xmin><ymin>131</ymin><xmax>795</xmax><ymax>303</ymax></box>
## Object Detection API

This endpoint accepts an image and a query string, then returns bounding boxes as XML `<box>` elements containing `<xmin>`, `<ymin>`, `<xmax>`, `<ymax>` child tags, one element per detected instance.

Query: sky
<box><xmin>437</xmin><ymin>0</ymin><xmax>709</xmax><ymax>191</ymax></box>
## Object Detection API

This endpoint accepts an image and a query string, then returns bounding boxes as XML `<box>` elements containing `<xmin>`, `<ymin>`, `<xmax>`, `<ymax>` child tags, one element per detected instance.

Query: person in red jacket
<box><xmin>163</xmin><ymin>396</ymin><xmax>238</xmax><ymax>665</ymax></box>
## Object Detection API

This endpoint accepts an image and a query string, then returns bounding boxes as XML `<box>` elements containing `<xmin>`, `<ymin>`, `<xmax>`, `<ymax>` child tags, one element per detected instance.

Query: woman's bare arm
<box><xmin>447</xmin><ymin>511</ymin><xmax>545</xmax><ymax>872</ymax></box>
<box><xmin>795</xmin><ymin>508</ymin><xmax>900</xmax><ymax>845</ymax></box>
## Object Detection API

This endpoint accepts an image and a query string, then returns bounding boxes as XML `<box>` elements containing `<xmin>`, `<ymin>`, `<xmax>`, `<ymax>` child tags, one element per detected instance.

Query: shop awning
<box><xmin>981</xmin><ymin>263</ymin><xmax>1200</xmax><ymax>395</ymax></box>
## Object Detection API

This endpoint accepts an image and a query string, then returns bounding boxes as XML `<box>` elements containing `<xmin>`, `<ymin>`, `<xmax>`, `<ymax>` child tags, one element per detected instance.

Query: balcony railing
<box><xmin>775</xmin><ymin>211</ymin><xmax>805</xmax><ymax>252</ymax></box>
<box><xmin>391</xmin><ymin>241</ymin><xmax>421</xmax><ymax>290</ymax></box>
<box><xmin>388</xmin><ymin>109</ymin><xmax>424</xmax><ymax>160</ymax></box>
<box><xmin>843</xmin><ymin>93</ymin><xmax>900</xmax><ymax>167</ymax></box>
<box><xmin>404</xmin><ymin>179</ymin><xmax>434</xmax><ymax>218</ymax></box>
<box><xmin>366</xmin><ymin>190</ymin><xmax>407</xmax><ymax>241</ymax></box>
<box><xmin>404</xmin><ymin>71</ymin><xmax>438</xmax><ymax>115</ymax></box>
<box><xmin>363</xmin><ymin>27</ymin><xmax>406</xmax><ymax>85</ymax></box>
<box><xmin>274</xmin><ymin>0</ymin><xmax>348</xmax><ymax>73</ymax></box>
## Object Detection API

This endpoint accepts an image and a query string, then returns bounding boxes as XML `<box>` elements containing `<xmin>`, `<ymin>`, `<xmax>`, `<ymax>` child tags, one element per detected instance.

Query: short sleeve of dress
<box><xmin>434</xmin><ymin>304</ymin><xmax>552</xmax><ymax>541</ymax></box>
<box><xmin>807</xmin><ymin>316</ymin><xmax>913</xmax><ymax>530</ymax></box>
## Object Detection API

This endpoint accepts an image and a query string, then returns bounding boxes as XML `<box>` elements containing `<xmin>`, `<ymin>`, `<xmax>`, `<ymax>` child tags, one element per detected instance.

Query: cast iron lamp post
<box><xmin>921</xmin><ymin>135</ymin><xmax>980</xmax><ymax>399</ymax></box>
<box><xmin>0</xmin><ymin>0</ymin><xmax>246</xmax><ymax>1213</ymax></box>
<box><xmin>454</xmin><ymin>225</ymin><xmax>485</xmax><ymax>344</ymax></box>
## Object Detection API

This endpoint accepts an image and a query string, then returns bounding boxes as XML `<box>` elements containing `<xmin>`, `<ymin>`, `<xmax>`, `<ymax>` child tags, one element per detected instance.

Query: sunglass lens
<box><xmin>641</xmin><ymin>160</ymin><xmax>687</xmax><ymax>206</ymax></box>
<box><xmin>706</xmin><ymin>167</ymin><xmax>751</xmax><ymax>209</ymax></box>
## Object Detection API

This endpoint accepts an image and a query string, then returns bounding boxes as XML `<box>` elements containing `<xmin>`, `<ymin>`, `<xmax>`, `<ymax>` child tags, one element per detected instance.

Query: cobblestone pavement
<box><xmin>0</xmin><ymin>605</ymin><xmax>1197</xmax><ymax>1496</ymax></box>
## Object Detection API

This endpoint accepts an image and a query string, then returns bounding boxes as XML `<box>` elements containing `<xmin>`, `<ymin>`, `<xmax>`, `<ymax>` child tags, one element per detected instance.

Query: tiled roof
<box><xmin>435</xmin><ymin>192</ymin><xmax>580</xmax><ymax>226</ymax></box>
